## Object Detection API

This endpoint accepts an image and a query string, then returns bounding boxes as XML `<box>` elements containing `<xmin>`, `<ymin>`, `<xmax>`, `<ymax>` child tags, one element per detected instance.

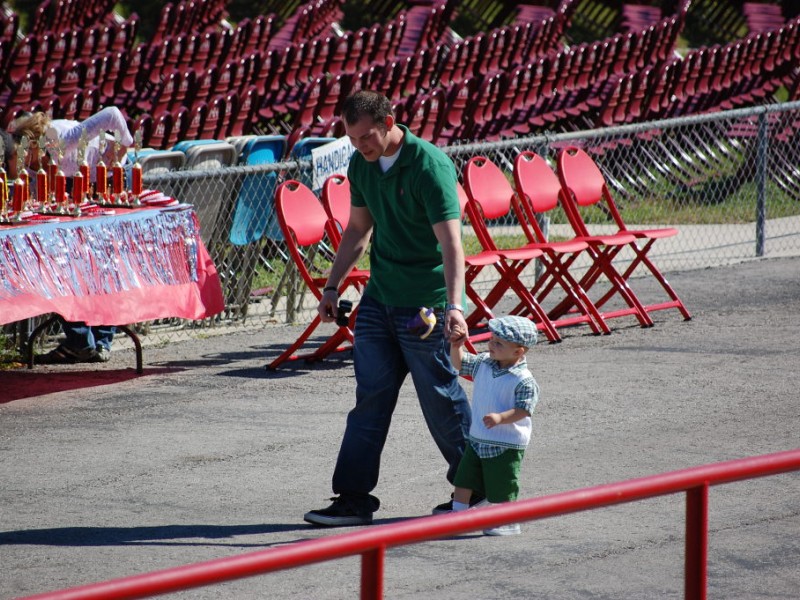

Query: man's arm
<box><xmin>318</xmin><ymin>205</ymin><xmax>373</xmax><ymax>322</ymax></box>
<box><xmin>433</xmin><ymin>218</ymin><xmax>466</xmax><ymax>340</ymax></box>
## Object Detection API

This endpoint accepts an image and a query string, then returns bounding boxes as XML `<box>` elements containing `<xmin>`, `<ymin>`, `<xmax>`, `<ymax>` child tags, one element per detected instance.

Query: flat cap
<box><xmin>488</xmin><ymin>315</ymin><xmax>538</xmax><ymax>348</ymax></box>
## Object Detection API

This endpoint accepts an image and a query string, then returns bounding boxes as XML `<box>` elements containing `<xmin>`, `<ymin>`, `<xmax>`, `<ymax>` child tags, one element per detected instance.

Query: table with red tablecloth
<box><xmin>0</xmin><ymin>205</ymin><xmax>224</xmax><ymax>370</ymax></box>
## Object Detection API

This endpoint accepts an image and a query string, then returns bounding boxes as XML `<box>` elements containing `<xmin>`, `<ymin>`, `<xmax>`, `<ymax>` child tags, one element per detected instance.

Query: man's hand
<box><xmin>446</xmin><ymin>310</ymin><xmax>468</xmax><ymax>344</ymax></box>
<box><xmin>318</xmin><ymin>289</ymin><xmax>338</xmax><ymax>323</ymax></box>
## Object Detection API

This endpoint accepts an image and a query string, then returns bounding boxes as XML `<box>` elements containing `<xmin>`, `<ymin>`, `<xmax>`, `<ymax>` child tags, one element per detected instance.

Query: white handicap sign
<box><xmin>311</xmin><ymin>136</ymin><xmax>356</xmax><ymax>191</ymax></box>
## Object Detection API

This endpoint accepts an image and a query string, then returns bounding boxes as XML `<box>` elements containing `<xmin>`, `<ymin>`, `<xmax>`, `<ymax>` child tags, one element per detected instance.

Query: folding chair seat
<box><xmin>463</xmin><ymin>157</ymin><xmax>560</xmax><ymax>343</ymax></box>
<box><xmin>555</xmin><ymin>146</ymin><xmax>691</xmax><ymax>326</ymax></box>
<box><xmin>266</xmin><ymin>179</ymin><xmax>364</xmax><ymax>369</ymax></box>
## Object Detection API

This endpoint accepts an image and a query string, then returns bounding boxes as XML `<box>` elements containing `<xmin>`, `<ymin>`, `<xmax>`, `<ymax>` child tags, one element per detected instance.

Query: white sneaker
<box><xmin>483</xmin><ymin>523</ymin><xmax>521</xmax><ymax>536</ymax></box>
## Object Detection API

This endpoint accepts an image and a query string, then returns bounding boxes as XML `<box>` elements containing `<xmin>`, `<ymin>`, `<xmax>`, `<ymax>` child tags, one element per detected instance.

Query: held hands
<box><xmin>447</xmin><ymin>312</ymin><xmax>468</xmax><ymax>345</ymax></box>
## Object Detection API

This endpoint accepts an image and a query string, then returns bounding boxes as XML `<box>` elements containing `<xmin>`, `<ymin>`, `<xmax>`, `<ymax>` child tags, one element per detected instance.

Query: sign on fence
<box><xmin>311</xmin><ymin>137</ymin><xmax>356</xmax><ymax>191</ymax></box>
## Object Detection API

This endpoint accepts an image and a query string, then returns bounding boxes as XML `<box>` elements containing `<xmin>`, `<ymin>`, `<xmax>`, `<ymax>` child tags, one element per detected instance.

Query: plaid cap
<box><xmin>488</xmin><ymin>315</ymin><xmax>538</xmax><ymax>348</ymax></box>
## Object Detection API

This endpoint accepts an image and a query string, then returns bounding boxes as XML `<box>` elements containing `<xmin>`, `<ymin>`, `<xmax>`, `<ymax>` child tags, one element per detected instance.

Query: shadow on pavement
<box><xmin>0</xmin><ymin>523</ymin><xmax>303</xmax><ymax>549</ymax></box>
<box><xmin>0</xmin><ymin>367</ymin><xmax>184</xmax><ymax>403</ymax></box>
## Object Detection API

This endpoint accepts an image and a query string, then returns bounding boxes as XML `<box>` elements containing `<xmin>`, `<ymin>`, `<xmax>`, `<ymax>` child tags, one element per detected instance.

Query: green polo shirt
<box><xmin>348</xmin><ymin>125</ymin><xmax>461</xmax><ymax>308</ymax></box>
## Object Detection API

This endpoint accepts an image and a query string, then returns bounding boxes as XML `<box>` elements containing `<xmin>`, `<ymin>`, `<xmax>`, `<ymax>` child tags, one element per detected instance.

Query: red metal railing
<box><xmin>18</xmin><ymin>448</ymin><xmax>800</xmax><ymax>600</ymax></box>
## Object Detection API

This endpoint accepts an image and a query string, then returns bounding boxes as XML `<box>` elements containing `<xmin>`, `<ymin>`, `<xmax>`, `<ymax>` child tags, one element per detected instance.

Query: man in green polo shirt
<box><xmin>304</xmin><ymin>91</ymin><xmax>474</xmax><ymax>526</ymax></box>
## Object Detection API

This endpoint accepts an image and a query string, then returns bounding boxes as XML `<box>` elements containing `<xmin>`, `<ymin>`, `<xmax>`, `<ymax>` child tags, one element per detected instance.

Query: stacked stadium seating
<box><xmin>1</xmin><ymin>0</ymin><xmax>799</xmax><ymax>159</ymax></box>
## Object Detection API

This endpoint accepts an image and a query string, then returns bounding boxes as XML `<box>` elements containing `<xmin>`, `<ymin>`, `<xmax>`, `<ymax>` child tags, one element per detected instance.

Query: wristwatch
<box><xmin>445</xmin><ymin>303</ymin><xmax>464</xmax><ymax>313</ymax></box>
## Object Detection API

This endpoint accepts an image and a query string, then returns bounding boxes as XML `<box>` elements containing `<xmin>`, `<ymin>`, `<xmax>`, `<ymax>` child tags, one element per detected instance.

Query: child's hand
<box><xmin>482</xmin><ymin>413</ymin><xmax>502</xmax><ymax>428</ymax></box>
<box><xmin>449</xmin><ymin>322</ymin><xmax>467</xmax><ymax>345</ymax></box>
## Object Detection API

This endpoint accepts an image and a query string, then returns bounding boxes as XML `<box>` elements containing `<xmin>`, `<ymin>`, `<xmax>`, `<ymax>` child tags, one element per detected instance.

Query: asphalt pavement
<box><xmin>1</xmin><ymin>256</ymin><xmax>799</xmax><ymax>599</ymax></box>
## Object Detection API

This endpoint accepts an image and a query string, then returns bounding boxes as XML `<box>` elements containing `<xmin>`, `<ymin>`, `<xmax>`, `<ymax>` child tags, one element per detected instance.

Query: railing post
<box><xmin>361</xmin><ymin>546</ymin><xmax>385</xmax><ymax>600</ymax></box>
<box><xmin>685</xmin><ymin>483</ymin><xmax>709</xmax><ymax>600</ymax></box>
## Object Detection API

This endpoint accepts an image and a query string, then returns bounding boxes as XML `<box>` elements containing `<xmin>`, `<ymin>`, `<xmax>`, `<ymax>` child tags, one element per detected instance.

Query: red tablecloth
<box><xmin>0</xmin><ymin>206</ymin><xmax>224</xmax><ymax>326</ymax></box>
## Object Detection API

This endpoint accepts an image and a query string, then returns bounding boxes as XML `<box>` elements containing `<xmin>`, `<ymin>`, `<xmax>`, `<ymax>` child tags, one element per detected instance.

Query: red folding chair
<box><xmin>320</xmin><ymin>173</ymin><xmax>351</xmax><ymax>249</ymax></box>
<box><xmin>320</xmin><ymin>174</ymin><xmax>369</xmax><ymax>292</ymax></box>
<box><xmin>455</xmin><ymin>182</ymin><xmax>502</xmax><ymax>351</ymax></box>
<box><xmin>463</xmin><ymin>156</ymin><xmax>560</xmax><ymax>343</ymax></box>
<box><xmin>267</xmin><ymin>180</ymin><xmax>367</xmax><ymax>369</ymax></box>
<box><xmin>513</xmin><ymin>151</ymin><xmax>610</xmax><ymax>335</ymax></box>
<box><xmin>556</xmin><ymin>146</ymin><xmax>692</xmax><ymax>325</ymax></box>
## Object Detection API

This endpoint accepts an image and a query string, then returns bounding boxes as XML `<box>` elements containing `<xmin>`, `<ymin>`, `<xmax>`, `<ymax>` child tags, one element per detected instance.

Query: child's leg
<box><xmin>453</xmin><ymin>486</ymin><xmax>472</xmax><ymax>510</ymax></box>
<box><xmin>482</xmin><ymin>450</ymin><xmax>526</xmax><ymax>535</ymax></box>
<box><xmin>452</xmin><ymin>444</ymin><xmax>484</xmax><ymax>511</ymax></box>
<box><xmin>482</xmin><ymin>449</ymin><xmax>525</xmax><ymax>503</ymax></box>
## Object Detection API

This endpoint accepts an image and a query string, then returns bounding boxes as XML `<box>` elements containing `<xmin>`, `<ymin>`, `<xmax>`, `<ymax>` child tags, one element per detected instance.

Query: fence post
<box><xmin>684</xmin><ymin>483</ymin><xmax>709</xmax><ymax>600</ymax></box>
<box><xmin>361</xmin><ymin>546</ymin><xmax>385</xmax><ymax>600</ymax></box>
<box><xmin>755</xmin><ymin>110</ymin><xmax>767</xmax><ymax>257</ymax></box>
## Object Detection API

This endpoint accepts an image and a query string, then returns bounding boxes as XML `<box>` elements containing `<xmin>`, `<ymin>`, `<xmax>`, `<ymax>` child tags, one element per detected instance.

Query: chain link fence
<box><xmin>5</xmin><ymin>101</ymin><xmax>800</xmax><ymax>352</ymax></box>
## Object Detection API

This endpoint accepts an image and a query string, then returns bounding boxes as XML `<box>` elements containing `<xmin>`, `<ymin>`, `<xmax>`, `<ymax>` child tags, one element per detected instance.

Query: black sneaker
<box><xmin>304</xmin><ymin>494</ymin><xmax>379</xmax><ymax>527</ymax></box>
<box><xmin>431</xmin><ymin>493</ymin><xmax>487</xmax><ymax>515</ymax></box>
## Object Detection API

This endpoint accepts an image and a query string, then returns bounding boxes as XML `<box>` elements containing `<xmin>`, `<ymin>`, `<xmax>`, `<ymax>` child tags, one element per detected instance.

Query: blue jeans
<box><xmin>332</xmin><ymin>295</ymin><xmax>472</xmax><ymax>502</ymax></box>
<box><xmin>63</xmin><ymin>322</ymin><xmax>116</xmax><ymax>352</ymax></box>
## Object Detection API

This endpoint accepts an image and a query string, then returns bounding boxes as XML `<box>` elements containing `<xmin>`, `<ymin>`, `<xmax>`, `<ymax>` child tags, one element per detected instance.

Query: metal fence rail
<box><xmin>18</xmin><ymin>448</ymin><xmax>800</xmax><ymax>600</ymax></box>
<box><xmin>5</xmin><ymin>102</ymin><xmax>800</xmax><ymax>350</ymax></box>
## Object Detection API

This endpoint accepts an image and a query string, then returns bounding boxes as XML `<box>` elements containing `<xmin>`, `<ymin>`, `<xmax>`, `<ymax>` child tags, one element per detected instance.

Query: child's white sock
<box><xmin>452</xmin><ymin>501</ymin><xmax>470</xmax><ymax>512</ymax></box>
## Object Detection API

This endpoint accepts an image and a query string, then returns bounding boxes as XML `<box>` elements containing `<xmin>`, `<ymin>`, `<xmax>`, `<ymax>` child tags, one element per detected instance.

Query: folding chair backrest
<box><xmin>321</xmin><ymin>174</ymin><xmax>351</xmax><ymax>247</ymax></box>
<box><xmin>514</xmin><ymin>151</ymin><xmax>561</xmax><ymax>214</ymax></box>
<box><xmin>463</xmin><ymin>156</ymin><xmax>515</xmax><ymax>221</ymax></box>
<box><xmin>463</xmin><ymin>156</ymin><xmax>523</xmax><ymax>250</ymax></box>
<box><xmin>276</xmin><ymin>179</ymin><xmax>328</xmax><ymax>248</ymax></box>
<box><xmin>557</xmin><ymin>146</ymin><xmax>606</xmax><ymax>208</ymax></box>
<box><xmin>513</xmin><ymin>150</ymin><xmax>563</xmax><ymax>242</ymax></box>
<box><xmin>455</xmin><ymin>181</ymin><xmax>469</xmax><ymax>216</ymax></box>
<box><xmin>557</xmin><ymin>146</ymin><xmax>627</xmax><ymax>235</ymax></box>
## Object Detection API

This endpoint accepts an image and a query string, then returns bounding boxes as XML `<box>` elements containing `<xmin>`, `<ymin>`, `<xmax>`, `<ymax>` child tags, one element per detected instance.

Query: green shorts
<box><xmin>453</xmin><ymin>443</ymin><xmax>525</xmax><ymax>503</ymax></box>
